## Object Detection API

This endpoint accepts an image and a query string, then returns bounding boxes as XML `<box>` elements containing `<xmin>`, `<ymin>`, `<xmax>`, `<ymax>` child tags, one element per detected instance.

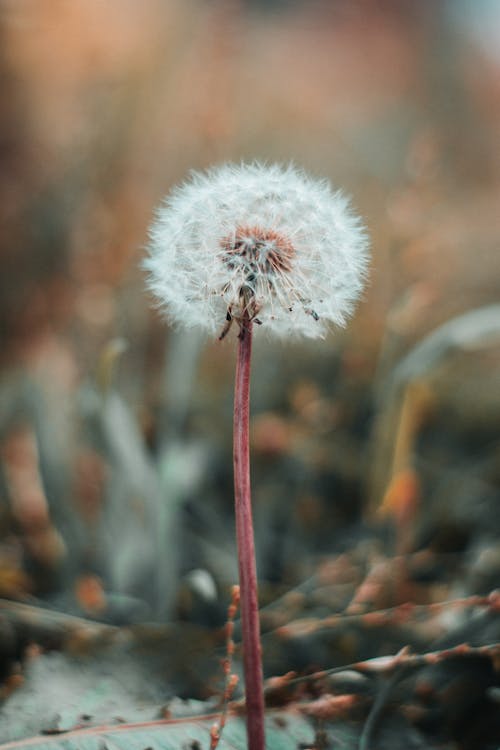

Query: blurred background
<box><xmin>0</xmin><ymin>0</ymin><xmax>499</xmax><ymax>646</ymax></box>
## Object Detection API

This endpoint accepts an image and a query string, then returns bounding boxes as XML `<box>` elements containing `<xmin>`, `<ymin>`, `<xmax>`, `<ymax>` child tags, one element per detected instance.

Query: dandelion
<box><xmin>145</xmin><ymin>162</ymin><xmax>369</xmax><ymax>750</ymax></box>
<box><xmin>145</xmin><ymin>162</ymin><xmax>369</xmax><ymax>340</ymax></box>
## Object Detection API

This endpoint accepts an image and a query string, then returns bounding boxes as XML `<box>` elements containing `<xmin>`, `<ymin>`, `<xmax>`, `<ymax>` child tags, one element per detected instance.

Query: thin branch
<box><xmin>272</xmin><ymin>592</ymin><xmax>495</xmax><ymax>640</ymax></box>
<box><xmin>264</xmin><ymin>642</ymin><xmax>500</xmax><ymax>696</ymax></box>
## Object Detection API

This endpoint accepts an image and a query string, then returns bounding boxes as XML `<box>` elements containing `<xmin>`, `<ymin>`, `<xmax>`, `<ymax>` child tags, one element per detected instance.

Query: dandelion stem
<box><xmin>233</xmin><ymin>313</ymin><xmax>265</xmax><ymax>750</ymax></box>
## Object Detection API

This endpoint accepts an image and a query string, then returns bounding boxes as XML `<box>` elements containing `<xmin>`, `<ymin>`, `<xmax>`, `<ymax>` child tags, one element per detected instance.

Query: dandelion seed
<box><xmin>144</xmin><ymin>162</ymin><xmax>369</xmax><ymax>339</ymax></box>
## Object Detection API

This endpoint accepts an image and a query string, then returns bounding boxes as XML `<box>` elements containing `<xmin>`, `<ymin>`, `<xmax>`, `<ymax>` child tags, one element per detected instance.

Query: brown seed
<box><xmin>221</xmin><ymin>225</ymin><xmax>295</xmax><ymax>275</ymax></box>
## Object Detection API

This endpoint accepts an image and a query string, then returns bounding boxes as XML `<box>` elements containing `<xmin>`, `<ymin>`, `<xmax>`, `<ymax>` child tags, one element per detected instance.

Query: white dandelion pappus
<box><xmin>144</xmin><ymin>162</ymin><xmax>369</xmax><ymax>339</ymax></box>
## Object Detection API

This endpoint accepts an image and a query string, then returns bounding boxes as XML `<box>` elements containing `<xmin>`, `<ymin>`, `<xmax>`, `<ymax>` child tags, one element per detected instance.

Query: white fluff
<box><xmin>144</xmin><ymin>162</ymin><xmax>369</xmax><ymax>339</ymax></box>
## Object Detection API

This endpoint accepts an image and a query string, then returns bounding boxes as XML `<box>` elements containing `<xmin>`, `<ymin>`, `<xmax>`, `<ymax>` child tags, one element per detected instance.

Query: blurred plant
<box><xmin>370</xmin><ymin>304</ymin><xmax>500</xmax><ymax>519</ymax></box>
<box><xmin>145</xmin><ymin>161</ymin><xmax>369</xmax><ymax>750</ymax></box>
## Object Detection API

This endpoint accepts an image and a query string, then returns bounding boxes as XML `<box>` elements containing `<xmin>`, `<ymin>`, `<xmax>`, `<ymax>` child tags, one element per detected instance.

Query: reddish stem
<box><xmin>233</xmin><ymin>314</ymin><xmax>265</xmax><ymax>750</ymax></box>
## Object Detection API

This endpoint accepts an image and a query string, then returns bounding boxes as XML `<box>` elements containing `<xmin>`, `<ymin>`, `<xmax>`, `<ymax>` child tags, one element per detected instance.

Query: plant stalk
<box><xmin>233</xmin><ymin>314</ymin><xmax>265</xmax><ymax>750</ymax></box>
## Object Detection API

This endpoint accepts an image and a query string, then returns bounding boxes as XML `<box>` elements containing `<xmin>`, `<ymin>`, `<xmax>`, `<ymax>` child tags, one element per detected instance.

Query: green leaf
<box><xmin>0</xmin><ymin>712</ymin><xmax>315</xmax><ymax>750</ymax></box>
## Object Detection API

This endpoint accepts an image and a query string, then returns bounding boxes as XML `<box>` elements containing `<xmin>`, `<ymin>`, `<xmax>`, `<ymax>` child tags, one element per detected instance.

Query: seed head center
<box><xmin>222</xmin><ymin>226</ymin><xmax>295</xmax><ymax>277</ymax></box>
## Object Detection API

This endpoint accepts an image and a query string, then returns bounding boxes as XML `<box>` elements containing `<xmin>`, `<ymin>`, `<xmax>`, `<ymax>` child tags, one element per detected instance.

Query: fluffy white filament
<box><xmin>145</xmin><ymin>162</ymin><xmax>369</xmax><ymax>339</ymax></box>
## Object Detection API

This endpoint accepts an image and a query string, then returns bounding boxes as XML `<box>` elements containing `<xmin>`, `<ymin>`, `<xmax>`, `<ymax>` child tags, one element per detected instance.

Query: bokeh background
<box><xmin>1</xmin><ymin>0</ymin><xmax>499</xmax><ymax>656</ymax></box>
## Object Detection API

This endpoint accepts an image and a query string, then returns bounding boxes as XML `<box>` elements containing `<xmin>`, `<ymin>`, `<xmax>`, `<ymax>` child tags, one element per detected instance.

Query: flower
<box><xmin>144</xmin><ymin>162</ymin><xmax>369</xmax><ymax>339</ymax></box>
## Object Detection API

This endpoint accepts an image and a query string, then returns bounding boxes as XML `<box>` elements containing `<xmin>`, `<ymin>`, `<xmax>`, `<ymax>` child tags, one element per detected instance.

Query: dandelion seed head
<box><xmin>144</xmin><ymin>162</ymin><xmax>370</xmax><ymax>339</ymax></box>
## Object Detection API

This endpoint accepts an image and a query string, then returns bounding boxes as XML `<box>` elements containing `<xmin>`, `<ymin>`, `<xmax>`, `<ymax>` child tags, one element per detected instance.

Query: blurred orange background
<box><xmin>1</xmin><ymin>0</ymin><xmax>499</xmax><ymax>621</ymax></box>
